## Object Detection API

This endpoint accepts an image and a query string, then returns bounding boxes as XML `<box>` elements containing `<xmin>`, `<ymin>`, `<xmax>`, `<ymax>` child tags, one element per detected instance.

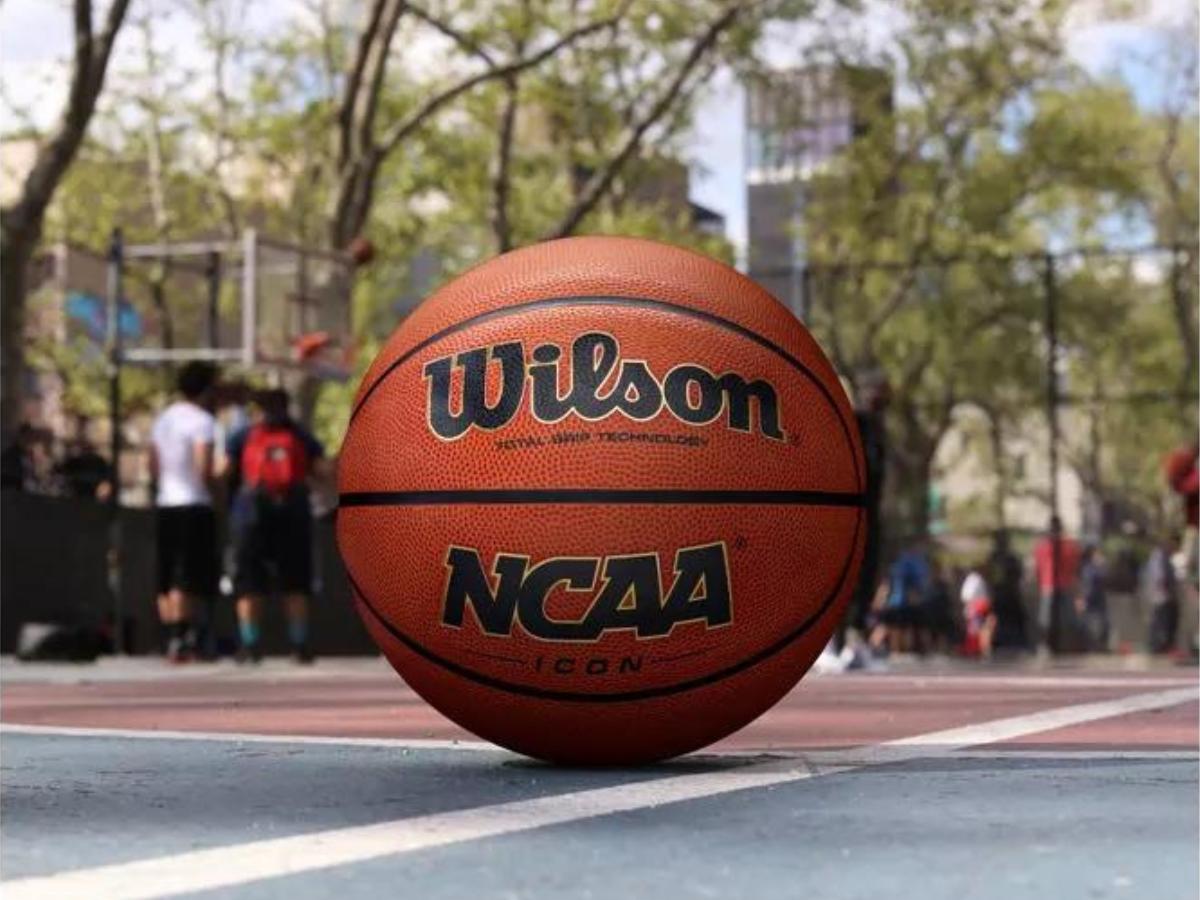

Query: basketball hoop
<box><xmin>291</xmin><ymin>330</ymin><xmax>355</xmax><ymax>382</ymax></box>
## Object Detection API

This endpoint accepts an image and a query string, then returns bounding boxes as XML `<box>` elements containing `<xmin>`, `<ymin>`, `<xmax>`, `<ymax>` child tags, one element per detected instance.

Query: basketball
<box><xmin>336</xmin><ymin>236</ymin><xmax>865</xmax><ymax>764</ymax></box>
<box><xmin>347</xmin><ymin>234</ymin><xmax>375</xmax><ymax>266</ymax></box>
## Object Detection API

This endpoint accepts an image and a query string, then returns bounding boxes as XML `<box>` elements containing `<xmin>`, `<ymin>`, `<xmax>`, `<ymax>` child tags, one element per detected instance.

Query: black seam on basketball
<box><xmin>344</xmin><ymin>507</ymin><xmax>862</xmax><ymax>703</ymax></box>
<box><xmin>348</xmin><ymin>295</ymin><xmax>864</xmax><ymax>492</ymax></box>
<box><xmin>339</xmin><ymin>489</ymin><xmax>867</xmax><ymax>508</ymax></box>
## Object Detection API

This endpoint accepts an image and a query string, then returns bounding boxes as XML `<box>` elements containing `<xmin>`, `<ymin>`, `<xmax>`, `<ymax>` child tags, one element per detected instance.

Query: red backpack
<box><xmin>241</xmin><ymin>425</ymin><xmax>308</xmax><ymax>500</ymax></box>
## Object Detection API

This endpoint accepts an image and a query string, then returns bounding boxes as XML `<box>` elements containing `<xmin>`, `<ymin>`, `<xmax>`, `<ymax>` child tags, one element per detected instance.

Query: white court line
<box><xmin>890</xmin><ymin>685</ymin><xmax>1198</xmax><ymax>746</ymax></box>
<box><xmin>0</xmin><ymin>723</ymin><xmax>499</xmax><ymax>753</ymax></box>
<box><xmin>913</xmin><ymin>749</ymin><xmax>1198</xmax><ymax>760</ymax></box>
<box><xmin>4</xmin><ymin>723</ymin><xmax>1195</xmax><ymax>765</ymax></box>
<box><xmin>3</xmin><ymin>685</ymin><xmax>1196</xmax><ymax>900</ymax></box>
<box><xmin>848</xmin><ymin>675</ymin><xmax>1199</xmax><ymax>689</ymax></box>
<box><xmin>834</xmin><ymin>685</ymin><xmax>1200</xmax><ymax>766</ymax></box>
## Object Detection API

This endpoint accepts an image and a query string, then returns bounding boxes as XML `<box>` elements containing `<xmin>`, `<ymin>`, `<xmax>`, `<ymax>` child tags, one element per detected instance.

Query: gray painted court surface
<box><xmin>167</xmin><ymin>755</ymin><xmax>1195</xmax><ymax>900</ymax></box>
<box><xmin>1</xmin><ymin>669</ymin><xmax>1197</xmax><ymax>899</ymax></box>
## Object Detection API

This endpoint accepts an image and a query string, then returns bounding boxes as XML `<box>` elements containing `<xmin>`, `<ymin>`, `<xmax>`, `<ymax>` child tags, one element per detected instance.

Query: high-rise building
<box><xmin>745</xmin><ymin>65</ymin><xmax>893</xmax><ymax>315</ymax></box>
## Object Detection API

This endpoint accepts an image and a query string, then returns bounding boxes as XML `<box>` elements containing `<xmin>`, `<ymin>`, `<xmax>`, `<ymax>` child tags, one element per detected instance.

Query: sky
<box><xmin>1</xmin><ymin>0</ymin><xmax>1195</xmax><ymax>258</ymax></box>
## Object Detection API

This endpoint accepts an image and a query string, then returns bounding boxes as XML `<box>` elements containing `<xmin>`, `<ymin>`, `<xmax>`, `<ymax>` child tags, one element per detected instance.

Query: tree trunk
<box><xmin>0</xmin><ymin>0</ymin><xmax>133</xmax><ymax>443</ymax></box>
<box><xmin>1169</xmin><ymin>250</ymin><xmax>1198</xmax><ymax>388</ymax></box>
<box><xmin>0</xmin><ymin>234</ymin><xmax>34</xmax><ymax>443</ymax></box>
<box><xmin>983</xmin><ymin>405</ymin><xmax>1009</xmax><ymax>529</ymax></box>
<box><xmin>885</xmin><ymin>401</ymin><xmax>944</xmax><ymax>543</ymax></box>
<box><xmin>887</xmin><ymin>448</ymin><xmax>935</xmax><ymax>544</ymax></box>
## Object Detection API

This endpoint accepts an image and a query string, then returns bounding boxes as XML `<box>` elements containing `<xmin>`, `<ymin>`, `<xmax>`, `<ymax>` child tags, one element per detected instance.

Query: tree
<box><xmin>1</xmin><ymin>0</ymin><xmax>132</xmax><ymax>444</ymax></box>
<box><xmin>241</xmin><ymin>0</ymin><xmax>786</xmax><ymax>440</ymax></box>
<box><xmin>305</xmin><ymin>0</ymin><xmax>760</xmax><ymax>444</ymax></box>
<box><xmin>795</xmin><ymin>0</ymin><xmax>1196</xmax><ymax>539</ymax></box>
<box><xmin>794</xmin><ymin>0</ymin><xmax>1073</xmax><ymax>536</ymax></box>
<box><xmin>238</xmin><ymin>0</ymin><xmax>774</xmax><ymax>253</ymax></box>
<box><xmin>12</xmin><ymin>0</ymin><xmax>792</xmax><ymax>448</ymax></box>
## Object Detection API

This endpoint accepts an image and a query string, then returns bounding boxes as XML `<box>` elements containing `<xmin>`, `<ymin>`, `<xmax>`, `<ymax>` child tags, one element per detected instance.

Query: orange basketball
<box><xmin>337</xmin><ymin>236</ymin><xmax>865</xmax><ymax>764</ymax></box>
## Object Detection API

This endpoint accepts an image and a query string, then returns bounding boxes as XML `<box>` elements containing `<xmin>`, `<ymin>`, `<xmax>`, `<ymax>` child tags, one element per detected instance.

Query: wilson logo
<box><xmin>423</xmin><ymin>332</ymin><xmax>785</xmax><ymax>441</ymax></box>
<box><xmin>441</xmin><ymin>543</ymin><xmax>732</xmax><ymax>641</ymax></box>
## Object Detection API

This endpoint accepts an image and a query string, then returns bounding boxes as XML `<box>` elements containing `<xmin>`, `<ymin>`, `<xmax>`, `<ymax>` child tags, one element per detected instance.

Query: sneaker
<box><xmin>813</xmin><ymin>639</ymin><xmax>846</xmax><ymax>675</ymax></box>
<box><xmin>291</xmin><ymin>644</ymin><xmax>315</xmax><ymax>665</ymax></box>
<box><xmin>165</xmin><ymin>637</ymin><xmax>193</xmax><ymax>664</ymax></box>
<box><xmin>235</xmin><ymin>644</ymin><xmax>264</xmax><ymax>665</ymax></box>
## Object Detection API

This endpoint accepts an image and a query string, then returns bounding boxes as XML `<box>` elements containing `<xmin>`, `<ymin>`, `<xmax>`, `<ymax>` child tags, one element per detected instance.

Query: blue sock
<box><xmin>239</xmin><ymin>620</ymin><xmax>260</xmax><ymax>647</ymax></box>
<box><xmin>288</xmin><ymin>618</ymin><xmax>308</xmax><ymax>648</ymax></box>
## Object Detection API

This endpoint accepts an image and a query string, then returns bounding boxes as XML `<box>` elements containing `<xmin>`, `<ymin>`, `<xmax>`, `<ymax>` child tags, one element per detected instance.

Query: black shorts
<box><xmin>920</xmin><ymin>600</ymin><xmax>958</xmax><ymax>639</ymax></box>
<box><xmin>878</xmin><ymin>604</ymin><xmax>920</xmax><ymax>627</ymax></box>
<box><xmin>233</xmin><ymin>495</ymin><xmax>314</xmax><ymax>596</ymax></box>
<box><xmin>156</xmin><ymin>505</ymin><xmax>218</xmax><ymax>596</ymax></box>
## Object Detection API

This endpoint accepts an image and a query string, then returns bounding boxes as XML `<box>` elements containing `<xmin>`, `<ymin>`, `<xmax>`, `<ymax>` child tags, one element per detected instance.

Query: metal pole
<box><xmin>105</xmin><ymin>229</ymin><xmax>125</xmax><ymax>655</ymax></box>
<box><xmin>206</xmin><ymin>250</ymin><xmax>221</xmax><ymax>350</ymax></box>
<box><xmin>241</xmin><ymin>229</ymin><xmax>257</xmax><ymax>367</ymax></box>
<box><xmin>1043</xmin><ymin>253</ymin><xmax>1062</xmax><ymax>654</ymax></box>
<box><xmin>789</xmin><ymin>183</ymin><xmax>806</xmax><ymax>320</ymax></box>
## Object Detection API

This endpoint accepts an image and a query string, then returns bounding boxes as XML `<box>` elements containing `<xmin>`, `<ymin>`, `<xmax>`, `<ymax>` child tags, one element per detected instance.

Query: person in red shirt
<box><xmin>1164</xmin><ymin>442</ymin><xmax>1199</xmax><ymax>529</ymax></box>
<box><xmin>225</xmin><ymin>389</ymin><xmax>327</xmax><ymax>664</ymax></box>
<box><xmin>1164</xmin><ymin>442</ymin><xmax>1199</xmax><ymax>655</ymax></box>
<box><xmin>1033</xmin><ymin>516</ymin><xmax>1081</xmax><ymax>651</ymax></box>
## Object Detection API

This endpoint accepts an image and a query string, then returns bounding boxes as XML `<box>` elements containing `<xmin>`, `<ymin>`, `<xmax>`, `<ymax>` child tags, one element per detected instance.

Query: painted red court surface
<box><xmin>3</xmin><ymin>658</ymin><xmax>1195</xmax><ymax>751</ymax></box>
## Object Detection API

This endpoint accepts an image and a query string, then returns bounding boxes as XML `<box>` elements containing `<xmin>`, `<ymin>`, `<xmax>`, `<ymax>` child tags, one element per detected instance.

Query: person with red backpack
<box><xmin>225</xmin><ymin>388</ymin><xmax>326</xmax><ymax>663</ymax></box>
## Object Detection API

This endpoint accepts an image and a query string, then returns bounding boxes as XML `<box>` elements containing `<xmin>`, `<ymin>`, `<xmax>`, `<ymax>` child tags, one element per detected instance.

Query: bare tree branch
<box><xmin>308</xmin><ymin>0</ymin><xmax>341</xmax><ymax>98</ymax></box>
<box><xmin>378</xmin><ymin>14</ymin><xmax>618</xmax><ymax>156</ymax></box>
<box><xmin>407</xmin><ymin>1</ymin><xmax>495</xmax><ymax>66</ymax></box>
<box><xmin>352</xmin><ymin>0</ymin><xmax>408</xmax><ymax>165</ymax></box>
<box><xmin>492</xmin><ymin>75</ymin><xmax>519</xmax><ymax>252</ymax></box>
<box><xmin>2</xmin><ymin>0</ymin><xmax>132</xmax><ymax>238</ymax></box>
<box><xmin>548</xmin><ymin>4</ymin><xmax>742</xmax><ymax>239</ymax></box>
<box><xmin>181</xmin><ymin>0</ymin><xmax>245</xmax><ymax>235</ymax></box>
<box><xmin>337</xmin><ymin>0</ymin><xmax>394</xmax><ymax>168</ymax></box>
<box><xmin>1155</xmin><ymin>46</ymin><xmax>1199</xmax><ymax>382</ymax></box>
<box><xmin>488</xmin><ymin>0</ymin><xmax>533</xmax><ymax>253</ymax></box>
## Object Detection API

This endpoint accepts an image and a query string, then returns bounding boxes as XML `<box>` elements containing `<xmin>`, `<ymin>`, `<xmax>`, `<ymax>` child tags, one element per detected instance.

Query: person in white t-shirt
<box><xmin>960</xmin><ymin>566</ymin><xmax>996</xmax><ymax>657</ymax></box>
<box><xmin>149</xmin><ymin>362</ymin><xmax>220</xmax><ymax>662</ymax></box>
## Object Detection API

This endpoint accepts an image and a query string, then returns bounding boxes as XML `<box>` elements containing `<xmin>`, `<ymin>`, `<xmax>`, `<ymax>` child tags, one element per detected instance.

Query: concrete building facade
<box><xmin>745</xmin><ymin>65</ymin><xmax>892</xmax><ymax>315</ymax></box>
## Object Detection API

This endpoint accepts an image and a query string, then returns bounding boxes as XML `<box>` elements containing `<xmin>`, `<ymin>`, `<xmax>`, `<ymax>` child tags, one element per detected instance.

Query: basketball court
<box><xmin>2</xmin><ymin>656</ymin><xmax>1195</xmax><ymax>900</ymax></box>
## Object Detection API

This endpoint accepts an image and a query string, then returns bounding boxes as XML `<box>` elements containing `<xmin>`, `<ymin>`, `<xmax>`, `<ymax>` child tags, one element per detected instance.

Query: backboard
<box><xmin>98</xmin><ymin>230</ymin><xmax>355</xmax><ymax>378</ymax></box>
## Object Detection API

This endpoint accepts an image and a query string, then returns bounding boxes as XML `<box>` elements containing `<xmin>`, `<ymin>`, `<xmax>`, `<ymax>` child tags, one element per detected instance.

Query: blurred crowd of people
<box><xmin>3</xmin><ymin>363</ymin><xmax>332</xmax><ymax>665</ymax></box>
<box><xmin>148</xmin><ymin>362</ymin><xmax>330</xmax><ymax>664</ymax></box>
<box><xmin>841</xmin><ymin>523</ymin><xmax>1195</xmax><ymax>667</ymax></box>
<box><xmin>831</xmin><ymin>376</ymin><xmax>1200</xmax><ymax>671</ymax></box>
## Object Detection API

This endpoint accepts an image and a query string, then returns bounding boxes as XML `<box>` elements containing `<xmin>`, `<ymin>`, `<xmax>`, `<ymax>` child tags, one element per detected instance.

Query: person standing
<box><xmin>149</xmin><ymin>362</ymin><xmax>220</xmax><ymax>663</ymax></box>
<box><xmin>920</xmin><ymin>555</ymin><xmax>957</xmax><ymax>655</ymax></box>
<box><xmin>985</xmin><ymin>529</ymin><xmax>1027</xmax><ymax>650</ymax></box>
<box><xmin>1075</xmin><ymin>545</ymin><xmax>1109</xmax><ymax>652</ymax></box>
<box><xmin>1033</xmin><ymin>516</ymin><xmax>1081</xmax><ymax>652</ymax></box>
<box><xmin>870</xmin><ymin>536</ymin><xmax>929</xmax><ymax>654</ymax></box>
<box><xmin>1143</xmin><ymin>534</ymin><xmax>1181</xmax><ymax>654</ymax></box>
<box><xmin>1164</xmin><ymin>442</ymin><xmax>1198</xmax><ymax>532</ymax></box>
<box><xmin>1164</xmin><ymin>442</ymin><xmax>1198</xmax><ymax>655</ymax></box>
<box><xmin>960</xmin><ymin>564</ymin><xmax>996</xmax><ymax>658</ymax></box>
<box><xmin>1</xmin><ymin>424</ymin><xmax>55</xmax><ymax>493</ymax></box>
<box><xmin>226</xmin><ymin>389</ymin><xmax>326</xmax><ymax>663</ymax></box>
<box><xmin>55</xmin><ymin>436</ymin><xmax>113</xmax><ymax>501</ymax></box>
